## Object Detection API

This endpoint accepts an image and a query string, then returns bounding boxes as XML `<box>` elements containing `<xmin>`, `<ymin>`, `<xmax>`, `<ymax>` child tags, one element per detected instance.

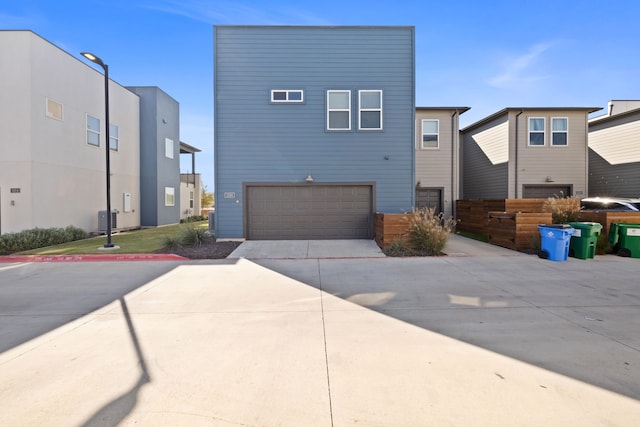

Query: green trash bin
<box><xmin>608</xmin><ymin>223</ymin><xmax>640</xmax><ymax>258</ymax></box>
<box><xmin>565</xmin><ymin>222</ymin><xmax>602</xmax><ymax>260</ymax></box>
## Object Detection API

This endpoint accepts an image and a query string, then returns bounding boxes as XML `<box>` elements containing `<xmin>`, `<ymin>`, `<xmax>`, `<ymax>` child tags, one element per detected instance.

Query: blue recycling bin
<box><xmin>537</xmin><ymin>224</ymin><xmax>575</xmax><ymax>262</ymax></box>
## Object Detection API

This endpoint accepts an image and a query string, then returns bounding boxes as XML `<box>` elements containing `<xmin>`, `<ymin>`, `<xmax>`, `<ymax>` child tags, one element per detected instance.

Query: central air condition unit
<box><xmin>98</xmin><ymin>210</ymin><xmax>118</xmax><ymax>233</ymax></box>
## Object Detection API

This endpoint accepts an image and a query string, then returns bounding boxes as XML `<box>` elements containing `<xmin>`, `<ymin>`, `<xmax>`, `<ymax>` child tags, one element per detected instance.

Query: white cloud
<box><xmin>488</xmin><ymin>42</ymin><xmax>555</xmax><ymax>89</ymax></box>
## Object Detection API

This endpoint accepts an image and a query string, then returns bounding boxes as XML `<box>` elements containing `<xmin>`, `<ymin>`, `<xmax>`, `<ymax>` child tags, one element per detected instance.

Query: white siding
<box><xmin>0</xmin><ymin>31</ymin><xmax>140</xmax><ymax>234</ymax></box>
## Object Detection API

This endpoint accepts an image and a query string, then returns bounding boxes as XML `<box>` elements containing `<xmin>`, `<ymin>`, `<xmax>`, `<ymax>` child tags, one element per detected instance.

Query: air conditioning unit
<box><xmin>98</xmin><ymin>210</ymin><xmax>118</xmax><ymax>233</ymax></box>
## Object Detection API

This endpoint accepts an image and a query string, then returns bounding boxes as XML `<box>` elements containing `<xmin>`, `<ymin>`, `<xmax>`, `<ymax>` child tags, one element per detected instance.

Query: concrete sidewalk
<box><xmin>1</xmin><ymin>256</ymin><xmax>639</xmax><ymax>426</ymax></box>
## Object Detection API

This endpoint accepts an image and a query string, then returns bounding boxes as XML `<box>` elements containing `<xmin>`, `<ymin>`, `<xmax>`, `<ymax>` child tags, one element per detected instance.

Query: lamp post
<box><xmin>81</xmin><ymin>52</ymin><xmax>116</xmax><ymax>249</ymax></box>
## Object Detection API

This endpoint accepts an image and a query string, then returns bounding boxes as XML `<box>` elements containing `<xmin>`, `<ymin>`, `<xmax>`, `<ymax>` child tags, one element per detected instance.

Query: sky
<box><xmin>2</xmin><ymin>0</ymin><xmax>639</xmax><ymax>190</ymax></box>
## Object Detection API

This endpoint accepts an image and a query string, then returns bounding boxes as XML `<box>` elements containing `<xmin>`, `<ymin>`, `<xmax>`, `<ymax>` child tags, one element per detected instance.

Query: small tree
<box><xmin>201</xmin><ymin>184</ymin><xmax>214</xmax><ymax>208</ymax></box>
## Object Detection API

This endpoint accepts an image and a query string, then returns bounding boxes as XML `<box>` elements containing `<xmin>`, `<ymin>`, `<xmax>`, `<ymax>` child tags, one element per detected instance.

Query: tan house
<box><xmin>179</xmin><ymin>141</ymin><xmax>202</xmax><ymax>220</ymax></box>
<box><xmin>415</xmin><ymin>107</ymin><xmax>469</xmax><ymax>218</ymax></box>
<box><xmin>588</xmin><ymin>100</ymin><xmax>640</xmax><ymax>197</ymax></box>
<box><xmin>460</xmin><ymin>107</ymin><xmax>601</xmax><ymax>200</ymax></box>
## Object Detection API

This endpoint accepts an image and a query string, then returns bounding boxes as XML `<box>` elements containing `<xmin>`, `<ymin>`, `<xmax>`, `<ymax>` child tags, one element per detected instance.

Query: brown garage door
<box><xmin>246</xmin><ymin>184</ymin><xmax>373</xmax><ymax>240</ymax></box>
<box><xmin>523</xmin><ymin>185</ymin><xmax>572</xmax><ymax>198</ymax></box>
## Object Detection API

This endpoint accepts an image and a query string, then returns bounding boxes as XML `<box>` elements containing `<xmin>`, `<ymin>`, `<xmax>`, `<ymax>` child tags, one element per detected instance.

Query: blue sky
<box><xmin>3</xmin><ymin>0</ymin><xmax>639</xmax><ymax>189</ymax></box>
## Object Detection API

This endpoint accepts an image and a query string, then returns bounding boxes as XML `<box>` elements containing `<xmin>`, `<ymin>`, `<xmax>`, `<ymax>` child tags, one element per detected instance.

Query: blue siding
<box><xmin>128</xmin><ymin>86</ymin><xmax>181</xmax><ymax>226</ymax></box>
<box><xmin>214</xmin><ymin>26</ymin><xmax>415</xmax><ymax>238</ymax></box>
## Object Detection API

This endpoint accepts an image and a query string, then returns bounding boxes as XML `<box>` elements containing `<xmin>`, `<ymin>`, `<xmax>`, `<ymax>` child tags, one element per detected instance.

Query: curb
<box><xmin>0</xmin><ymin>253</ymin><xmax>188</xmax><ymax>263</ymax></box>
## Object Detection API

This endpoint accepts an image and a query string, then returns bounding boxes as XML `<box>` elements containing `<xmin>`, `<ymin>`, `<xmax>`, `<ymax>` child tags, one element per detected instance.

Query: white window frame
<box><xmin>551</xmin><ymin>117</ymin><xmax>568</xmax><ymax>146</ymax></box>
<box><xmin>358</xmin><ymin>90</ymin><xmax>383</xmax><ymax>130</ymax></box>
<box><xmin>109</xmin><ymin>123</ymin><xmax>119</xmax><ymax>152</ymax></box>
<box><xmin>327</xmin><ymin>90</ymin><xmax>351</xmax><ymax>131</ymax></box>
<box><xmin>270</xmin><ymin>89</ymin><xmax>304</xmax><ymax>103</ymax></box>
<box><xmin>165</xmin><ymin>138</ymin><xmax>174</xmax><ymax>159</ymax></box>
<box><xmin>528</xmin><ymin>117</ymin><xmax>545</xmax><ymax>147</ymax></box>
<box><xmin>189</xmin><ymin>190</ymin><xmax>194</xmax><ymax>209</ymax></box>
<box><xmin>86</xmin><ymin>114</ymin><xmax>101</xmax><ymax>147</ymax></box>
<box><xmin>165</xmin><ymin>187</ymin><xmax>175</xmax><ymax>206</ymax></box>
<box><xmin>46</xmin><ymin>98</ymin><xmax>63</xmax><ymax>121</ymax></box>
<box><xmin>421</xmin><ymin>119</ymin><xmax>439</xmax><ymax>149</ymax></box>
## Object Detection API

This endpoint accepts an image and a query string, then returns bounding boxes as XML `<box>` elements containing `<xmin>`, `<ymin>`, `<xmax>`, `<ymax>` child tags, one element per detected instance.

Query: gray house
<box><xmin>127</xmin><ymin>86</ymin><xmax>181</xmax><ymax>227</ymax></box>
<box><xmin>415</xmin><ymin>107</ymin><xmax>469</xmax><ymax>218</ymax></box>
<box><xmin>213</xmin><ymin>26</ymin><xmax>415</xmax><ymax>239</ymax></box>
<box><xmin>588</xmin><ymin>100</ymin><xmax>640</xmax><ymax>197</ymax></box>
<box><xmin>461</xmin><ymin>107</ymin><xmax>601</xmax><ymax>200</ymax></box>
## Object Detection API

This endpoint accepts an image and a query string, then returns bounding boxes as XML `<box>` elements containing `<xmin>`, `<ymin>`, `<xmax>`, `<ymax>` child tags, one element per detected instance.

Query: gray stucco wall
<box><xmin>214</xmin><ymin>26</ymin><xmax>415</xmax><ymax>238</ymax></box>
<box><xmin>127</xmin><ymin>86</ymin><xmax>180</xmax><ymax>226</ymax></box>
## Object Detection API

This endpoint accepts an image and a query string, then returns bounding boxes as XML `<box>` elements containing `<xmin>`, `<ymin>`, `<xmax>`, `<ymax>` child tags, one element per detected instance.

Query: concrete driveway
<box><xmin>227</xmin><ymin>234</ymin><xmax>521</xmax><ymax>259</ymax></box>
<box><xmin>1</xmin><ymin>239</ymin><xmax>639</xmax><ymax>426</ymax></box>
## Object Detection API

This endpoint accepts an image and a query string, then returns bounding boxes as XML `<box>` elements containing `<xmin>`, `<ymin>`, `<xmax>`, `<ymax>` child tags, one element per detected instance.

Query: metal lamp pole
<box><xmin>81</xmin><ymin>52</ymin><xmax>114</xmax><ymax>248</ymax></box>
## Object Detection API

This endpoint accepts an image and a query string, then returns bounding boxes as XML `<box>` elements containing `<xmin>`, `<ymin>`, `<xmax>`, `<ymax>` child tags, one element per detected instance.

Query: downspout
<box><xmin>514</xmin><ymin>110</ymin><xmax>524</xmax><ymax>198</ymax></box>
<box><xmin>451</xmin><ymin>110</ymin><xmax>458</xmax><ymax>217</ymax></box>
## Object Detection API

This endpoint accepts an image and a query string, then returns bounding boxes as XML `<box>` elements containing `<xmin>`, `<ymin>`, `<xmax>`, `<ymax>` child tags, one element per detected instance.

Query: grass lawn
<box><xmin>17</xmin><ymin>221</ymin><xmax>208</xmax><ymax>255</ymax></box>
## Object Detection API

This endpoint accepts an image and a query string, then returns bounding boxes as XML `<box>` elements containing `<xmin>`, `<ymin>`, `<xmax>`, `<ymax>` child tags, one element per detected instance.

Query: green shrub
<box><xmin>543</xmin><ymin>196</ymin><xmax>582</xmax><ymax>223</ymax></box>
<box><xmin>0</xmin><ymin>226</ymin><xmax>88</xmax><ymax>255</ymax></box>
<box><xmin>162</xmin><ymin>235</ymin><xmax>183</xmax><ymax>250</ymax></box>
<box><xmin>178</xmin><ymin>225</ymin><xmax>210</xmax><ymax>246</ymax></box>
<box><xmin>180</xmin><ymin>215</ymin><xmax>207</xmax><ymax>223</ymax></box>
<box><xmin>408</xmin><ymin>208</ymin><xmax>457</xmax><ymax>256</ymax></box>
<box><xmin>384</xmin><ymin>237</ymin><xmax>414</xmax><ymax>257</ymax></box>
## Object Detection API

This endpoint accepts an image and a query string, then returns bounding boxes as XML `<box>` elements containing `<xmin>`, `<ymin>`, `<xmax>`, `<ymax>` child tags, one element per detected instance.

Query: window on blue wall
<box><xmin>551</xmin><ymin>117</ymin><xmax>568</xmax><ymax>146</ymax></box>
<box><xmin>359</xmin><ymin>90</ymin><xmax>382</xmax><ymax>130</ymax></box>
<box><xmin>86</xmin><ymin>114</ymin><xmax>100</xmax><ymax>147</ymax></box>
<box><xmin>165</xmin><ymin>138</ymin><xmax>174</xmax><ymax>159</ymax></box>
<box><xmin>327</xmin><ymin>90</ymin><xmax>351</xmax><ymax>130</ymax></box>
<box><xmin>528</xmin><ymin>117</ymin><xmax>545</xmax><ymax>146</ymax></box>
<box><xmin>271</xmin><ymin>89</ymin><xmax>304</xmax><ymax>103</ymax></box>
<box><xmin>165</xmin><ymin>187</ymin><xmax>175</xmax><ymax>206</ymax></box>
<box><xmin>421</xmin><ymin>119</ymin><xmax>439</xmax><ymax>149</ymax></box>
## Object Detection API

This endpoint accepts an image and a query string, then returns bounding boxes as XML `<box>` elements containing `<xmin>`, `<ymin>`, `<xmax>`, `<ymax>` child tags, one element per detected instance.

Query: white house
<box><xmin>0</xmin><ymin>30</ymin><xmax>141</xmax><ymax>234</ymax></box>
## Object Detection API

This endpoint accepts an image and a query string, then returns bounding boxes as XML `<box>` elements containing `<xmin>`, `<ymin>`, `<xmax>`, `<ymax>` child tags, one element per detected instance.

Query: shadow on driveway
<box><xmin>0</xmin><ymin>261</ymin><xmax>182</xmax><ymax>353</ymax></box>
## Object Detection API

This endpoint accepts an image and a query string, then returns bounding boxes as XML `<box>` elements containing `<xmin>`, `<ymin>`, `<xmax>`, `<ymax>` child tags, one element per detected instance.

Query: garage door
<box><xmin>523</xmin><ymin>185</ymin><xmax>572</xmax><ymax>198</ymax></box>
<box><xmin>246</xmin><ymin>184</ymin><xmax>374</xmax><ymax>240</ymax></box>
<box><xmin>416</xmin><ymin>188</ymin><xmax>442</xmax><ymax>214</ymax></box>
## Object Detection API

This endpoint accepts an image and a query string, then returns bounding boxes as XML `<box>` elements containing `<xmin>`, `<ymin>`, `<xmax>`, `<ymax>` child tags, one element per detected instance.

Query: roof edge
<box><xmin>462</xmin><ymin>107</ymin><xmax>602</xmax><ymax>132</ymax></box>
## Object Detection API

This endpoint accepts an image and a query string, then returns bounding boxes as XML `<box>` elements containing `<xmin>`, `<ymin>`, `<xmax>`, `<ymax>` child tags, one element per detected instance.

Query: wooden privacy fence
<box><xmin>487</xmin><ymin>211</ymin><xmax>552</xmax><ymax>250</ymax></box>
<box><xmin>457</xmin><ymin>198</ymin><xmax>640</xmax><ymax>251</ymax></box>
<box><xmin>456</xmin><ymin>199</ymin><xmax>547</xmax><ymax>235</ymax></box>
<box><xmin>374</xmin><ymin>213</ymin><xmax>410</xmax><ymax>249</ymax></box>
<box><xmin>578</xmin><ymin>211</ymin><xmax>640</xmax><ymax>235</ymax></box>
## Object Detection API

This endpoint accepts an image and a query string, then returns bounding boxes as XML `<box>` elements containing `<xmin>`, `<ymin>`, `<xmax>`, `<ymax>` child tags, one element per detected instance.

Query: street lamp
<box><xmin>81</xmin><ymin>52</ymin><xmax>117</xmax><ymax>249</ymax></box>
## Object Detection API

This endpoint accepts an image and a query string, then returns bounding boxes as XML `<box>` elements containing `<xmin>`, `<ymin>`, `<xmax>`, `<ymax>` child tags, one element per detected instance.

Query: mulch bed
<box><xmin>156</xmin><ymin>240</ymin><xmax>242</xmax><ymax>259</ymax></box>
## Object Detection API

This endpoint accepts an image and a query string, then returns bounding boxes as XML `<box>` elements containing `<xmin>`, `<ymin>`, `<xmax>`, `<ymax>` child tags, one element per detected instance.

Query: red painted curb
<box><xmin>0</xmin><ymin>254</ymin><xmax>188</xmax><ymax>263</ymax></box>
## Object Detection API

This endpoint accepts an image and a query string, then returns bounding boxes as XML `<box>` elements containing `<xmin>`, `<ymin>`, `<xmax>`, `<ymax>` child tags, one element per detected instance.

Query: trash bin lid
<box><xmin>565</xmin><ymin>222</ymin><xmax>602</xmax><ymax>229</ymax></box>
<box><xmin>538</xmin><ymin>224</ymin><xmax>573</xmax><ymax>228</ymax></box>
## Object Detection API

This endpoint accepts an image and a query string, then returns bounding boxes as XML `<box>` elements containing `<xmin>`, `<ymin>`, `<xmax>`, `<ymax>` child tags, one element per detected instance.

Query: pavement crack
<box><xmin>317</xmin><ymin>259</ymin><xmax>334</xmax><ymax>426</ymax></box>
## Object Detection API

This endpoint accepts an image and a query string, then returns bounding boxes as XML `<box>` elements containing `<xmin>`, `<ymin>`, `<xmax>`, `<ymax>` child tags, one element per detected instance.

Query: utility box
<box><xmin>98</xmin><ymin>210</ymin><xmax>118</xmax><ymax>233</ymax></box>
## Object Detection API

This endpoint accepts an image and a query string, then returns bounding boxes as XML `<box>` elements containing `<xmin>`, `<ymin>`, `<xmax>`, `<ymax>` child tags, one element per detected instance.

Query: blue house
<box><xmin>127</xmin><ymin>86</ymin><xmax>181</xmax><ymax>227</ymax></box>
<box><xmin>213</xmin><ymin>26</ymin><xmax>415</xmax><ymax>239</ymax></box>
